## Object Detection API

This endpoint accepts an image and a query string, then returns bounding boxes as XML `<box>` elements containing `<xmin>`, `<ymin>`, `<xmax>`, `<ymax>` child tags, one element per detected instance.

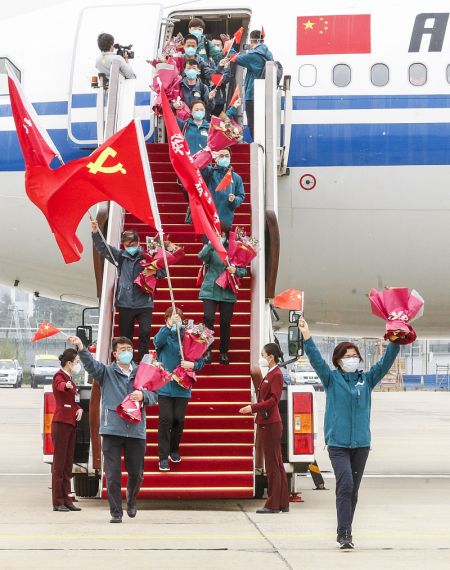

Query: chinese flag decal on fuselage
<box><xmin>297</xmin><ymin>14</ymin><xmax>371</xmax><ymax>55</ymax></box>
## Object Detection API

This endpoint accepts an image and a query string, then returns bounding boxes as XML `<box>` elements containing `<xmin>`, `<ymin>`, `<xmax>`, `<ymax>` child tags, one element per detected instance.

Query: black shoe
<box><xmin>337</xmin><ymin>531</ymin><xmax>354</xmax><ymax>549</ymax></box>
<box><xmin>53</xmin><ymin>505</ymin><xmax>70</xmax><ymax>512</ymax></box>
<box><xmin>126</xmin><ymin>504</ymin><xmax>137</xmax><ymax>518</ymax></box>
<box><xmin>159</xmin><ymin>458</ymin><xmax>170</xmax><ymax>471</ymax></box>
<box><xmin>256</xmin><ymin>507</ymin><xmax>280</xmax><ymax>514</ymax></box>
<box><xmin>219</xmin><ymin>352</ymin><xmax>229</xmax><ymax>365</ymax></box>
<box><xmin>203</xmin><ymin>350</ymin><xmax>212</xmax><ymax>365</ymax></box>
<box><xmin>280</xmin><ymin>507</ymin><xmax>290</xmax><ymax>513</ymax></box>
<box><xmin>110</xmin><ymin>515</ymin><xmax>122</xmax><ymax>523</ymax></box>
<box><xmin>65</xmin><ymin>503</ymin><xmax>82</xmax><ymax>511</ymax></box>
<box><xmin>169</xmin><ymin>451</ymin><xmax>181</xmax><ymax>463</ymax></box>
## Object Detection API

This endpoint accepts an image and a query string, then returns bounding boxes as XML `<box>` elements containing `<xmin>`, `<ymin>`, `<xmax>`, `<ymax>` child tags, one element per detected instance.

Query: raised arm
<box><xmin>298</xmin><ymin>318</ymin><xmax>334</xmax><ymax>389</ymax></box>
<box><xmin>91</xmin><ymin>221</ymin><xmax>120</xmax><ymax>266</ymax></box>
<box><xmin>366</xmin><ymin>342</ymin><xmax>401</xmax><ymax>389</ymax></box>
<box><xmin>68</xmin><ymin>336</ymin><xmax>107</xmax><ymax>385</ymax></box>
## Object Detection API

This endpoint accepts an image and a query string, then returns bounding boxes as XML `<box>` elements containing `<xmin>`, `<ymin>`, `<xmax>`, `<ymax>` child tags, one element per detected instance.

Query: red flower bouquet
<box><xmin>172</xmin><ymin>323</ymin><xmax>214</xmax><ymax>390</ymax></box>
<box><xmin>192</xmin><ymin>115</ymin><xmax>243</xmax><ymax>170</ymax></box>
<box><xmin>134</xmin><ymin>237</ymin><xmax>185</xmax><ymax>296</ymax></box>
<box><xmin>216</xmin><ymin>228</ymin><xmax>258</xmax><ymax>294</ymax></box>
<box><xmin>116</xmin><ymin>354</ymin><xmax>171</xmax><ymax>424</ymax></box>
<box><xmin>369</xmin><ymin>287</ymin><xmax>424</xmax><ymax>345</ymax></box>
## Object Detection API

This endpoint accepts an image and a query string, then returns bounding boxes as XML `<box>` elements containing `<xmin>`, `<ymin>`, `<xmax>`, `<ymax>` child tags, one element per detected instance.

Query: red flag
<box><xmin>297</xmin><ymin>15</ymin><xmax>371</xmax><ymax>55</ymax></box>
<box><xmin>261</xmin><ymin>26</ymin><xmax>265</xmax><ymax>39</ymax></box>
<box><xmin>228</xmin><ymin>85</ymin><xmax>240</xmax><ymax>108</ymax></box>
<box><xmin>233</xmin><ymin>26</ymin><xmax>244</xmax><ymax>45</ymax></box>
<box><xmin>215</xmin><ymin>168</ymin><xmax>233</xmax><ymax>191</ymax></box>
<box><xmin>273</xmin><ymin>289</ymin><xmax>304</xmax><ymax>311</ymax></box>
<box><xmin>222</xmin><ymin>39</ymin><xmax>234</xmax><ymax>55</ymax></box>
<box><xmin>229</xmin><ymin>53</ymin><xmax>239</xmax><ymax>63</ymax></box>
<box><xmin>210</xmin><ymin>73</ymin><xmax>224</xmax><ymax>87</ymax></box>
<box><xmin>32</xmin><ymin>322</ymin><xmax>61</xmax><ymax>342</ymax></box>
<box><xmin>6</xmin><ymin>62</ymin><xmax>61</xmax><ymax>167</ymax></box>
<box><xmin>25</xmin><ymin>120</ymin><xmax>160</xmax><ymax>263</ymax></box>
<box><xmin>160</xmin><ymin>89</ymin><xmax>227</xmax><ymax>262</ymax></box>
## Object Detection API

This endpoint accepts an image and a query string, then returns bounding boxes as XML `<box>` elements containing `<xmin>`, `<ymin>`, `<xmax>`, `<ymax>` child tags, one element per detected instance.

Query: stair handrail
<box><xmin>278</xmin><ymin>75</ymin><xmax>292</xmax><ymax>176</ymax></box>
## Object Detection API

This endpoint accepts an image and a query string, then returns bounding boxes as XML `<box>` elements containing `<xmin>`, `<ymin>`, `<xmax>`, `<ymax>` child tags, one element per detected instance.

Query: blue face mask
<box><xmin>118</xmin><ymin>351</ymin><xmax>133</xmax><ymax>365</ymax></box>
<box><xmin>185</xmin><ymin>68</ymin><xmax>198</xmax><ymax>80</ymax></box>
<box><xmin>221</xmin><ymin>236</ymin><xmax>227</xmax><ymax>243</ymax></box>
<box><xmin>193</xmin><ymin>110</ymin><xmax>205</xmax><ymax>121</ymax></box>
<box><xmin>217</xmin><ymin>157</ymin><xmax>230</xmax><ymax>169</ymax></box>
<box><xmin>184</xmin><ymin>46</ymin><xmax>197</xmax><ymax>57</ymax></box>
<box><xmin>125</xmin><ymin>245</ymin><xmax>139</xmax><ymax>256</ymax></box>
<box><xmin>189</xmin><ymin>29</ymin><xmax>203</xmax><ymax>40</ymax></box>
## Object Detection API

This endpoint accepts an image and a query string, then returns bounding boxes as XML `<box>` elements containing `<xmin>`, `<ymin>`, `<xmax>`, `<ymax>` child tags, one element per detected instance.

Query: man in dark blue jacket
<box><xmin>91</xmin><ymin>221</ymin><xmax>165</xmax><ymax>359</ymax></box>
<box><xmin>69</xmin><ymin>334</ymin><xmax>158</xmax><ymax>523</ymax></box>
<box><xmin>233</xmin><ymin>30</ymin><xmax>274</xmax><ymax>139</ymax></box>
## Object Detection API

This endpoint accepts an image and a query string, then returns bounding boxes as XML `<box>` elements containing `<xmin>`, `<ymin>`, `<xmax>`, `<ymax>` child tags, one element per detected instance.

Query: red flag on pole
<box><xmin>210</xmin><ymin>73</ymin><xmax>224</xmax><ymax>87</ymax></box>
<box><xmin>228</xmin><ymin>85</ymin><xmax>240</xmax><ymax>108</ymax></box>
<box><xmin>215</xmin><ymin>168</ymin><xmax>233</xmax><ymax>191</ymax></box>
<box><xmin>32</xmin><ymin>322</ymin><xmax>61</xmax><ymax>342</ymax></box>
<box><xmin>273</xmin><ymin>289</ymin><xmax>304</xmax><ymax>311</ymax></box>
<box><xmin>160</xmin><ymin>89</ymin><xmax>227</xmax><ymax>262</ymax></box>
<box><xmin>229</xmin><ymin>53</ymin><xmax>239</xmax><ymax>63</ymax></box>
<box><xmin>261</xmin><ymin>26</ymin><xmax>266</xmax><ymax>39</ymax></box>
<box><xmin>6</xmin><ymin>62</ymin><xmax>61</xmax><ymax>167</ymax></box>
<box><xmin>297</xmin><ymin>15</ymin><xmax>371</xmax><ymax>55</ymax></box>
<box><xmin>233</xmin><ymin>27</ymin><xmax>244</xmax><ymax>45</ymax></box>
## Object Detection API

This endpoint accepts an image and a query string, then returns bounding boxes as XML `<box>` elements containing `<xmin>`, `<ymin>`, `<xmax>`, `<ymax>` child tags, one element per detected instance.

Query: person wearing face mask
<box><xmin>181</xmin><ymin>34</ymin><xmax>214</xmax><ymax>83</ymax></box>
<box><xmin>69</xmin><ymin>335</ymin><xmax>158</xmax><ymax>523</ymax></box>
<box><xmin>239</xmin><ymin>343</ymin><xmax>289</xmax><ymax>513</ymax></box>
<box><xmin>51</xmin><ymin>349</ymin><xmax>83</xmax><ymax>512</ymax></box>
<box><xmin>202</xmin><ymin>147</ymin><xmax>245</xmax><ymax>228</ymax></box>
<box><xmin>91</xmin><ymin>222</ymin><xmax>165</xmax><ymax>360</ymax></box>
<box><xmin>187</xmin><ymin>17</ymin><xmax>223</xmax><ymax>65</ymax></box>
<box><xmin>298</xmin><ymin>318</ymin><xmax>400</xmax><ymax>549</ymax></box>
<box><xmin>177</xmin><ymin>59</ymin><xmax>215</xmax><ymax>117</ymax></box>
<box><xmin>198</xmin><ymin>223</ymin><xmax>247</xmax><ymax>365</ymax></box>
<box><xmin>153</xmin><ymin>307</ymin><xmax>205</xmax><ymax>471</ymax></box>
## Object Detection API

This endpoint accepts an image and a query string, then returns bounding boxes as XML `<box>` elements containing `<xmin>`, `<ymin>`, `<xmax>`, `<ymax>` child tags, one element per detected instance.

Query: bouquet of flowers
<box><xmin>192</xmin><ymin>115</ymin><xmax>243</xmax><ymax>170</ymax></box>
<box><xmin>151</xmin><ymin>58</ymin><xmax>182</xmax><ymax>116</ymax></box>
<box><xmin>172</xmin><ymin>322</ymin><xmax>214</xmax><ymax>390</ymax></box>
<box><xmin>161</xmin><ymin>33</ymin><xmax>185</xmax><ymax>58</ymax></box>
<box><xmin>369</xmin><ymin>287</ymin><xmax>424</xmax><ymax>345</ymax></box>
<box><xmin>134</xmin><ymin>237</ymin><xmax>185</xmax><ymax>296</ymax></box>
<box><xmin>216</xmin><ymin>228</ymin><xmax>258</xmax><ymax>294</ymax></box>
<box><xmin>116</xmin><ymin>353</ymin><xmax>170</xmax><ymax>424</ymax></box>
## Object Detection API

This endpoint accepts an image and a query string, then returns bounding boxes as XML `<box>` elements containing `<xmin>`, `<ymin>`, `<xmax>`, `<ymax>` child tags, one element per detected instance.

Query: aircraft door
<box><xmin>68</xmin><ymin>3</ymin><xmax>162</xmax><ymax>146</ymax></box>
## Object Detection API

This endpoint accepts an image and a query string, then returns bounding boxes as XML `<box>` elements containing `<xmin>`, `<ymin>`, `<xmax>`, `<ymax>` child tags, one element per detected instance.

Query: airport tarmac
<box><xmin>0</xmin><ymin>388</ymin><xmax>449</xmax><ymax>570</ymax></box>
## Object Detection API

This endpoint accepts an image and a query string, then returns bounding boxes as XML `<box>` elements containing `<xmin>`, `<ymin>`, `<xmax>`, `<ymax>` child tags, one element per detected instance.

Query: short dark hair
<box><xmin>121</xmin><ymin>230</ymin><xmax>139</xmax><ymax>244</ymax></box>
<box><xmin>189</xmin><ymin>17</ymin><xmax>205</xmax><ymax>30</ymax></box>
<box><xmin>59</xmin><ymin>348</ymin><xmax>77</xmax><ymax>367</ymax></box>
<box><xmin>332</xmin><ymin>342</ymin><xmax>363</xmax><ymax>368</ymax></box>
<box><xmin>183</xmin><ymin>58</ymin><xmax>199</xmax><ymax>69</ymax></box>
<box><xmin>212</xmin><ymin>36</ymin><xmax>224</xmax><ymax>48</ymax></box>
<box><xmin>263</xmin><ymin>343</ymin><xmax>282</xmax><ymax>363</ymax></box>
<box><xmin>190</xmin><ymin>99</ymin><xmax>205</xmax><ymax>111</ymax></box>
<box><xmin>98</xmin><ymin>33</ymin><xmax>114</xmax><ymax>52</ymax></box>
<box><xmin>184</xmin><ymin>34</ymin><xmax>199</xmax><ymax>45</ymax></box>
<box><xmin>112</xmin><ymin>337</ymin><xmax>133</xmax><ymax>351</ymax></box>
<box><xmin>164</xmin><ymin>306</ymin><xmax>184</xmax><ymax>321</ymax></box>
<box><xmin>250</xmin><ymin>30</ymin><xmax>264</xmax><ymax>42</ymax></box>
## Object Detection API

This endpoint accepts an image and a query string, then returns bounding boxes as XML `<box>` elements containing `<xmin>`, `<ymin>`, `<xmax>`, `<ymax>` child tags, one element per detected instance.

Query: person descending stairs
<box><xmin>105</xmin><ymin>143</ymin><xmax>255</xmax><ymax>499</ymax></box>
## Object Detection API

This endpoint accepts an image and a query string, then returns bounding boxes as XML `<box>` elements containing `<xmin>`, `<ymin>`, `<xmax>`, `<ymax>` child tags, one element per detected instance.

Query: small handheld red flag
<box><xmin>229</xmin><ymin>53</ymin><xmax>239</xmax><ymax>63</ymax></box>
<box><xmin>234</xmin><ymin>27</ymin><xmax>244</xmax><ymax>45</ymax></box>
<box><xmin>32</xmin><ymin>322</ymin><xmax>61</xmax><ymax>342</ymax></box>
<box><xmin>261</xmin><ymin>26</ymin><xmax>266</xmax><ymax>39</ymax></box>
<box><xmin>210</xmin><ymin>73</ymin><xmax>224</xmax><ymax>87</ymax></box>
<box><xmin>273</xmin><ymin>289</ymin><xmax>304</xmax><ymax>311</ymax></box>
<box><xmin>215</xmin><ymin>168</ymin><xmax>233</xmax><ymax>191</ymax></box>
<box><xmin>228</xmin><ymin>85</ymin><xmax>240</xmax><ymax>108</ymax></box>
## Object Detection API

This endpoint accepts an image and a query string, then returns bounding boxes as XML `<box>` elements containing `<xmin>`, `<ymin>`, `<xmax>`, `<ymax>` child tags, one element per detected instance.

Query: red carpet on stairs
<box><xmin>104</xmin><ymin>143</ymin><xmax>255</xmax><ymax>500</ymax></box>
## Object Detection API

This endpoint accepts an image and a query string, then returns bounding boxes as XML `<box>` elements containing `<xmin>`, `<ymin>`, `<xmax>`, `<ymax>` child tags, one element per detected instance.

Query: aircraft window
<box><xmin>298</xmin><ymin>64</ymin><xmax>317</xmax><ymax>87</ymax></box>
<box><xmin>0</xmin><ymin>58</ymin><xmax>21</xmax><ymax>95</ymax></box>
<box><xmin>333</xmin><ymin>64</ymin><xmax>351</xmax><ymax>87</ymax></box>
<box><xmin>371</xmin><ymin>63</ymin><xmax>389</xmax><ymax>87</ymax></box>
<box><xmin>409</xmin><ymin>63</ymin><xmax>427</xmax><ymax>86</ymax></box>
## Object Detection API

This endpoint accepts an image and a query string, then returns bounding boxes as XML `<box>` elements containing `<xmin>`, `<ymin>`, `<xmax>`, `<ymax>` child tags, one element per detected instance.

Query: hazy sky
<box><xmin>1</xmin><ymin>0</ymin><xmax>69</xmax><ymax>20</ymax></box>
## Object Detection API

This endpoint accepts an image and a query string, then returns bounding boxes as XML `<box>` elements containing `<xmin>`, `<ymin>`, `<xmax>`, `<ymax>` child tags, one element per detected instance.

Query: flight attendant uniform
<box><xmin>251</xmin><ymin>366</ymin><xmax>289</xmax><ymax>511</ymax></box>
<box><xmin>51</xmin><ymin>369</ymin><xmax>80</xmax><ymax>508</ymax></box>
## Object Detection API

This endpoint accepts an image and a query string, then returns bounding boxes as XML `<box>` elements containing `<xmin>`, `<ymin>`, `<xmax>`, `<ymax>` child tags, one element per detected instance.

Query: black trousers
<box><xmin>102</xmin><ymin>435</ymin><xmax>146</xmax><ymax>517</ymax></box>
<box><xmin>203</xmin><ymin>299</ymin><xmax>235</xmax><ymax>353</ymax></box>
<box><xmin>245</xmin><ymin>99</ymin><xmax>254</xmax><ymax>140</ymax></box>
<box><xmin>158</xmin><ymin>396</ymin><xmax>189</xmax><ymax>460</ymax></box>
<box><xmin>118</xmin><ymin>307</ymin><xmax>153</xmax><ymax>359</ymax></box>
<box><xmin>328</xmin><ymin>446</ymin><xmax>370</xmax><ymax>535</ymax></box>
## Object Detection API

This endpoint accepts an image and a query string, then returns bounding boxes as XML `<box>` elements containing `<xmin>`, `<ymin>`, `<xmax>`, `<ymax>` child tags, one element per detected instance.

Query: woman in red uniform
<box><xmin>51</xmin><ymin>348</ymin><xmax>83</xmax><ymax>512</ymax></box>
<box><xmin>239</xmin><ymin>343</ymin><xmax>289</xmax><ymax>513</ymax></box>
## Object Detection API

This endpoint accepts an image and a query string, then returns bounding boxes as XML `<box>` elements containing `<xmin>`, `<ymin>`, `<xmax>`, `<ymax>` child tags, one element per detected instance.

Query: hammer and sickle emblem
<box><xmin>87</xmin><ymin>147</ymin><xmax>127</xmax><ymax>175</ymax></box>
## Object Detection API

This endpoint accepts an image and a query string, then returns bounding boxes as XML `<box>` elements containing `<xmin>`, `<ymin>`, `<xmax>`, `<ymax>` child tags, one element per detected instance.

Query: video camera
<box><xmin>114</xmin><ymin>43</ymin><xmax>134</xmax><ymax>59</ymax></box>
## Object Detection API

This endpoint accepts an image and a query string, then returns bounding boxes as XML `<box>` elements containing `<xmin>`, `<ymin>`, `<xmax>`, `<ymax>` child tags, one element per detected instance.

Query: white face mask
<box><xmin>341</xmin><ymin>357</ymin><xmax>360</xmax><ymax>373</ymax></box>
<box><xmin>71</xmin><ymin>362</ymin><xmax>82</xmax><ymax>375</ymax></box>
<box><xmin>258</xmin><ymin>357</ymin><xmax>269</xmax><ymax>369</ymax></box>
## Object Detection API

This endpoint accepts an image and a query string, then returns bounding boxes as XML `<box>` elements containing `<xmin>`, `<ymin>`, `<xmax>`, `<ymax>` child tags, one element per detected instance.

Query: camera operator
<box><xmin>95</xmin><ymin>32</ymin><xmax>136</xmax><ymax>80</ymax></box>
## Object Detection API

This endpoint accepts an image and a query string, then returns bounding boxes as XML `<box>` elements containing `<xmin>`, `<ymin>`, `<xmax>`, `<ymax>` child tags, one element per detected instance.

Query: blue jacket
<box><xmin>235</xmin><ymin>44</ymin><xmax>273</xmax><ymax>100</ymax></box>
<box><xmin>202</xmin><ymin>165</ymin><xmax>245</xmax><ymax>228</ymax></box>
<box><xmin>196</xmin><ymin>36</ymin><xmax>223</xmax><ymax>65</ymax></box>
<box><xmin>92</xmin><ymin>233</ymin><xmax>165</xmax><ymax>309</ymax></box>
<box><xmin>180</xmin><ymin>77</ymin><xmax>213</xmax><ymax>114</ymax></box>
<box><xmin>154</xmin><ymin>326</ymin><xmax>204</xmax><ymax>398</ymax></box>
<box><xmin>210</xmin><ymin>63</ymin><xmax>232</xmax><ymax>107</ymax></box>
<box><xmin>304</xmin><ymin>338</ymin><xmax>400</xmax><ymax>448</ymax></box>
<box><xmin>78</xmin><ymin>348</ymin><xmax>157</xmax><ymax>439</ymax></box>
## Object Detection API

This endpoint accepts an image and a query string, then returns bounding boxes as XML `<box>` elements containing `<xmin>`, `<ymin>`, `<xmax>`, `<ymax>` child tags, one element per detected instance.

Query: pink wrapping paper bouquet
<box><xmin>369</xmin><ymin>287</ymin><xmax>424</xmax><ymax>344</ymax></box>
<box><xmin>216</xmin><ymin>227</ymin><xmax>258</xmax><ymax>295</ymax></box>
<box><xmin>172</xmin><ymin>322</ymin><xmax>214</xmax><ymax>390</ymax></box>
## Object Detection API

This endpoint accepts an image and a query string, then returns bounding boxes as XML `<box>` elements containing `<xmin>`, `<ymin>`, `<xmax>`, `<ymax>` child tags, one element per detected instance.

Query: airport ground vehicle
<box><xmin>31</xmin><ymin>355</ymin><xmax>60</xmax><ymax>388</ymax></box>
<box><xmin>0</xmin><ymin>359</ymin><xmax>23</xmax><ymax>388</ymax></box>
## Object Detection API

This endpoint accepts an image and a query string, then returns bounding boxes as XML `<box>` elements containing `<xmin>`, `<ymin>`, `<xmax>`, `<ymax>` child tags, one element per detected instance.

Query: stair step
<box><xmin>146</xmin><ymin>442</ymin><xmax>253</xmax><ymax>456</ymax></box>
<box><xmin>146</xmin><ymin>428</ymin><xmax>254</xmax><ymax>444</ymax></box>
<box><xmin>125</xmin><ymin>203</ymin><xmax>251</xmax><ymax>216</ymax></box>
<box><xmin>124</xmin><ymin>457</ymin><xmax>254</xmax><ymax>471</ymax></box>
<box><xmin>104</xmin><ymin>487</ymin><xmax>254</xmax><ymax>500</ymax></box>
<box><xmin>146</xmin><ymin>416</ymin><xmax>254</xmax><ymax>430</ymax></box>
